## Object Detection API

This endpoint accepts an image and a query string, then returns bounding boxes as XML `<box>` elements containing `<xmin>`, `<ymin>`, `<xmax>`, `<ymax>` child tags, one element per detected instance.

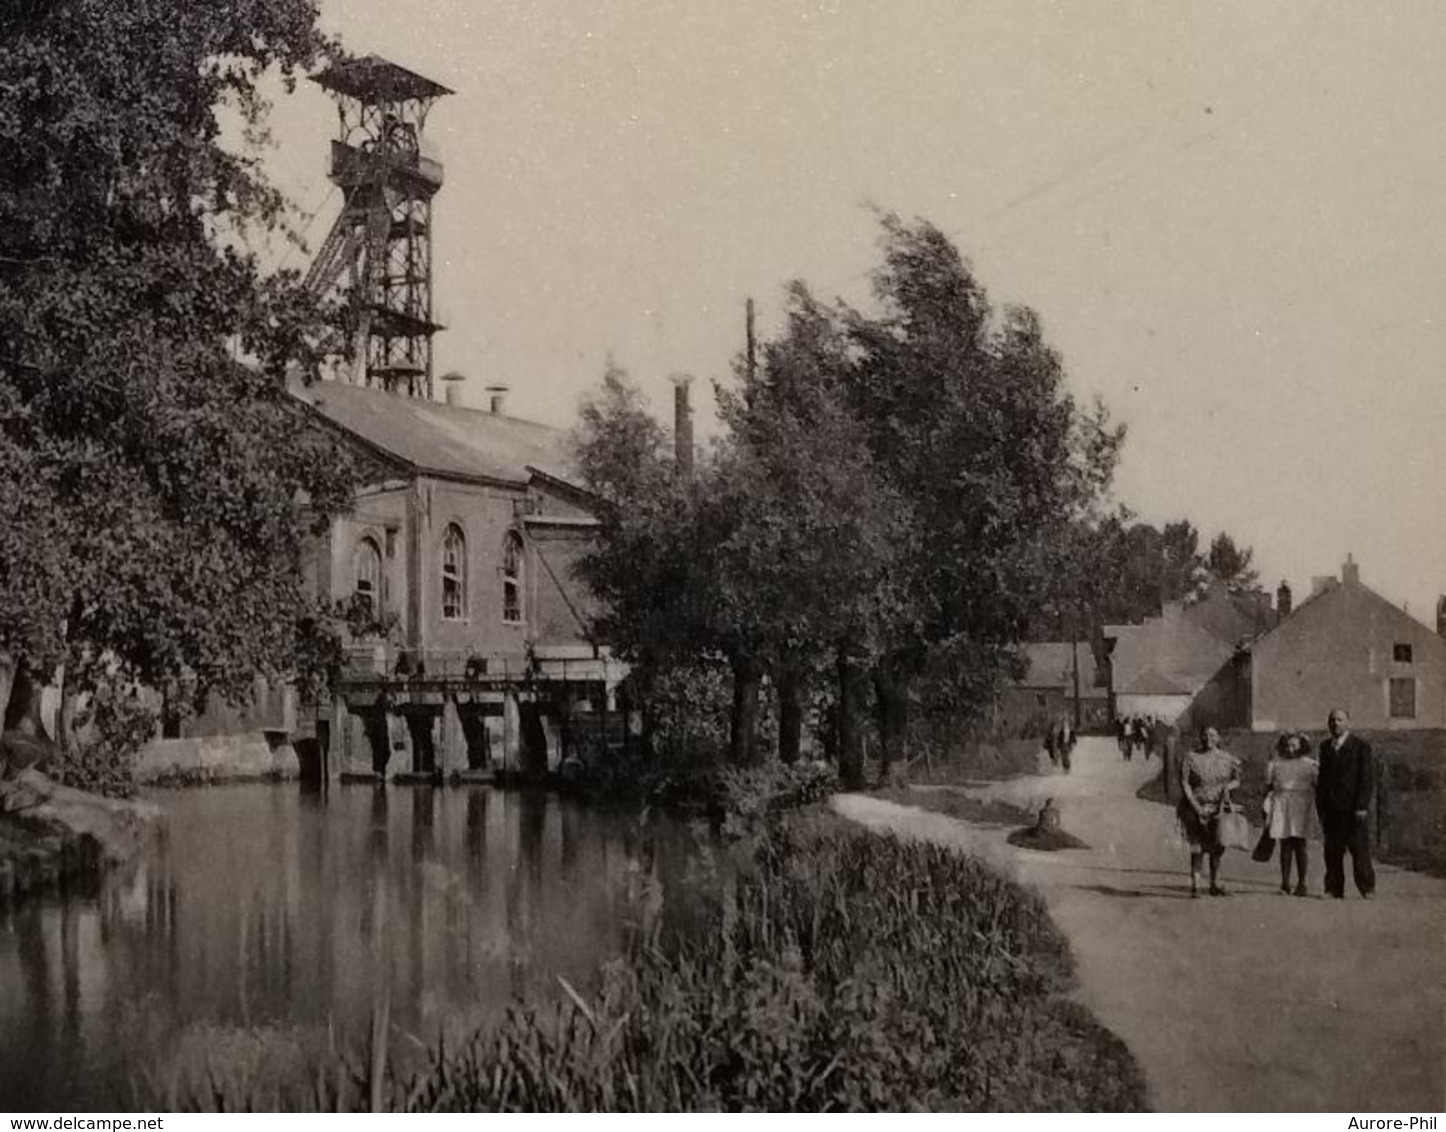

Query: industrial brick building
<box><xmin>293</xmin><ymin>379</ymin><xmax>621</xmax><ymax>780</ymax></box>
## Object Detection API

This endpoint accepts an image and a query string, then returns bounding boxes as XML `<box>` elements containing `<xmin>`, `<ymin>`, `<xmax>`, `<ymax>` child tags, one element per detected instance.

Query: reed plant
<box><xmin>160</xmin><ymin>811</ymin><xmax>1145</xmax><ymax>1112</ymax></box>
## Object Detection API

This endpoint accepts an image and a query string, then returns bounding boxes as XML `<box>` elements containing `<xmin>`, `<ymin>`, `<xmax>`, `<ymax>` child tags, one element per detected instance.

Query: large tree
<box><xmin>838</xmin><ymin>216</ymin><xmax>1122</xmax><ymax>776</ymax></box>
<box><xmin>574</xmin><ymin>218</ymin><xmax>1123</xmax><ymax>787</ymax></box>
<box><xmin>570</xmin><ymin>365</ymin><xmax>717</xmax><ymax>745</ymax></box>
<box><xmin>0</xmin><ymin>1</ymin><xmax>357</xmax><ymax>779</ymax></box>
<box><xmin>712</xmin><ymin>286</ymin><xmax>910</xmax><ymax>774</ymax></box>
<box><xmin>1205</xmin><ymin>531</ymin><xmax>1260</xmax><ymax>593</ymax></box>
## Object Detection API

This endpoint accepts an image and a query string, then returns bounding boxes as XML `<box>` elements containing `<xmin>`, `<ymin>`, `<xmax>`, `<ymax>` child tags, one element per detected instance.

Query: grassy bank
<box><xmin>158</xmin><ymin>810</ymin><xmax>1144</xmax><ymax>1112</ymax></box>
<box><xmin>872</xmin><ymin>786</ymin><xmax>1036</xmax><ymax>828</ymax></box>
<box><xmin>900</xmin><ymin>737</ymin><xmax>1044</xmax><ymax>786</ymax></box>
<box><xmin>1140</xmin><ymin>729</ymin><xmax>1445</xmax><ymax>878</ymax></box>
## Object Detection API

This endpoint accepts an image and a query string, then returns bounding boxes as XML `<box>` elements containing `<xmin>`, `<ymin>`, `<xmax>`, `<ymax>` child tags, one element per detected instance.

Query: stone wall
<box><xmin>134</xmin><ymin>730</ymin><xmax>299</xmax><ymax>785</ymax></box>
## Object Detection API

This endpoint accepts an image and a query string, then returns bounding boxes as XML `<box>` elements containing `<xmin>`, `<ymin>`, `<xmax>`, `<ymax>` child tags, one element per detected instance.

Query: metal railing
<box><xmin>339</xmin><ymin>645</ymin><xmax>616</xmax><ymax>688</ymax></box>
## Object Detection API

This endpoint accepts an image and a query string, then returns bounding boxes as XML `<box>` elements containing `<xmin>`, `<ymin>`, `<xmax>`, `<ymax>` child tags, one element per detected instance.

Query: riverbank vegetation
<box><xmin>157</xmin><ymin>810</ymin><xmax>1145</xmax><ymax>1112</ymax></box>
<box><xmin>0</xmin><ymin>2</ymin><xmax>362</xmax><ymax>796</ymax></box>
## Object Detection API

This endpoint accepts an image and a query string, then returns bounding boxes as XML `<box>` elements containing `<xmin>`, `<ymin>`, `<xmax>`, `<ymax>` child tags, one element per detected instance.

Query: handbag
<box><xmin>1214</xmin><ymin>804</ymin><xmax>1251</xmax><ymax>851</ymax></box>
<box><xmin>1252</xmin><ymin>790</ymin><xmax>1277</xmax><ymax>861</ymax></box>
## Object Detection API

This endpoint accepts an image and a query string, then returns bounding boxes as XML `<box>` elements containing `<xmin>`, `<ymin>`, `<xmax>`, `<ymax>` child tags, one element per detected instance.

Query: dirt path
<box><xmin>834</xmin><ymin>737</ymin><xmax>1445</xmax><ymax>1112</ymax></box>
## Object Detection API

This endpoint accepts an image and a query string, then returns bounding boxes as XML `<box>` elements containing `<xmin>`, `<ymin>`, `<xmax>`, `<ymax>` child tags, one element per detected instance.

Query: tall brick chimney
<box><xmin>1276</xmin><ymin>579</ymin><xmax>1293</xmax><ymax>618</ymax></box>
<box><xmin>1342</xmin><ymin>553</ymin><xmax>1360</xmax><ymax>588</ymax></box>
<box><xmin>669</xmin><ymin>374</ymin><xmax>694</xmax><ymax>477</ymax></box>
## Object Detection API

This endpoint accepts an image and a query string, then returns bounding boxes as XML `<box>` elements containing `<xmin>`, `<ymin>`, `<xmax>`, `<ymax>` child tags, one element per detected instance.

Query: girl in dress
<box><xmin>1265</xmin><ymin>731</ymin><xmax>1318</xmax><ymax>896</ymax></box>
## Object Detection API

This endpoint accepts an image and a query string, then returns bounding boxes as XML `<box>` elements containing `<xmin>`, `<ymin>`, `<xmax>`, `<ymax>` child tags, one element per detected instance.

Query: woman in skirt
<box><xmin>1178</xmin><ymin>725</ymin><xmax>1243</xmax><ymax>897</ymax></box>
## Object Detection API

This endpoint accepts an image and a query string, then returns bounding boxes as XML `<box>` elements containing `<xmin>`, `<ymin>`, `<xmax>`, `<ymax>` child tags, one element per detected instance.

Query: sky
<box><xmin>255</xmin><ymin>0</ymin><xmax>1446</xmax><ymax>620</ymax></box>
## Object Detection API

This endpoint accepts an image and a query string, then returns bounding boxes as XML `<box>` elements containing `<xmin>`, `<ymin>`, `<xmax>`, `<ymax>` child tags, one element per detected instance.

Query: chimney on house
<box><xmin>669</xmin><ymin>374</ymin><xmax>694</xmax><ymax>477</ymax></box>
<box><xmin>439</xmin><ymin>371</ymin><xmax>465</xmax><ymax>407</ymax></box>
<box><xmin>1342</xmin><ymin>553</ymin><xmax>1360</xmax><ymax>588</ymax></box>
<box><xmin>1436</xmin><ymin>595</ymin><xmax>1446</xmax><ymax>639</ymax></box>
<box><xmin>1311</xmin><ymin>575</ymin><xmax>1338</xmax><ymax>597</ymax></box>
<box><xmin>1276</xmin><ymin>580</ymin><xmax>1293</xmax><ymax>618</ymax></box>
<box><xmin>484</xmin><ymin>384</ymin><xmax>509</xmax><ymax>415</ymax></box>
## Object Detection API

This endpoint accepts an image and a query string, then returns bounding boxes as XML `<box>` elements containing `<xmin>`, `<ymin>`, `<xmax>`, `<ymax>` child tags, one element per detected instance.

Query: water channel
<box><xmin>0</xmin><ymin>784</ymin><xmax>702</xmax><ymax>1111</ymax></box>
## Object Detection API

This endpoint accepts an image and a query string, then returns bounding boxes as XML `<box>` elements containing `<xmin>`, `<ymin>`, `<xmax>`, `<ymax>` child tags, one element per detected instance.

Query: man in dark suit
<box><xmin>1316</xmin><ymin>708</ymin><xmax>1376</xmax><ymax>900</ymax></box>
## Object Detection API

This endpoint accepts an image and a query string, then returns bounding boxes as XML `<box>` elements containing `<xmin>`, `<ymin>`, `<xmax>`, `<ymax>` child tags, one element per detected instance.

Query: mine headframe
<box><xmin>306</xmin><ymin>55</ymin><xmax>451</xmax><ymax>399</ymax></box>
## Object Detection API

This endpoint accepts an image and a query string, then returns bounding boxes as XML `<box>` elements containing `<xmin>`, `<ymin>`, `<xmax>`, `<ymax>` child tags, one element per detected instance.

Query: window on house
<box><xmin>354</xmin><ymin>537</ymin><xmax>383</xmax><ymax>616</ymax></box>
<box><xmin>442</xmin><ymin>524</ymin><xmax>466</xmax><ymax>620</ymax></box>
<box><xmin>1389</xmin><ymin>677</ymin><xmax>1416</xmax><ymax>720</ymax></box>
<box><xmin>1393</xmin><ymin>643</ymin><xmax>1413</xmax><ymax>663</ymax></box>
<box><xmin>502</xmin><ymin>531</ymin><xmax>524</xmax><ymax>624</ymax></box>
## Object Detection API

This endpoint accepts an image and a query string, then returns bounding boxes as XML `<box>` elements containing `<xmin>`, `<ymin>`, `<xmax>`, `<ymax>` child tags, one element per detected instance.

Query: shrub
<box><xmin>160</xmin><ymin>813</ymin><xmax>1144</xmax><ymax>1112</ymax></box>
<box><xmin>43</xmin><ymin>684</ymin><xmax>153</xmax><ymax>797</ymax></box>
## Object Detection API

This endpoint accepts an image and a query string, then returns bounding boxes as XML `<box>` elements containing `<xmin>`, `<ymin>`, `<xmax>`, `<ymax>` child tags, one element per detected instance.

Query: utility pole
<box><xmin>1071</xmin><ymin>631</ymin><xmax>1082</xmax><ymax>731</ymax></box>
<box><xmin>746</xmin><ymin>297</ymin><xmax>757</xmax><ymax>383</ymax></box>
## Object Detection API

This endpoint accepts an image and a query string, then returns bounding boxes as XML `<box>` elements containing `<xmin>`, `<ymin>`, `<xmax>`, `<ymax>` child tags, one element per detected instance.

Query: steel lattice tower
<box><xmin>306</xmin><ymin>56</ymin><xmax>451</xmax><ymax>399</ymax></box>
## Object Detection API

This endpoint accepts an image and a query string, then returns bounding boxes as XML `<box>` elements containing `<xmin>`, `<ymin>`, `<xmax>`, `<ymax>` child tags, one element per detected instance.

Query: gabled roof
<box><xmin>1107</xmin><ymin>610</ymin><xmax>1236</xmax><ymax>696</ymax></box>
<box><xmin>1120</xmin><ymin>666</ymin><xmax>1192</xmax><ymax>697</ymax></box>
<box><xmin>1013</xmin><ymin>642</ymin><xmax>1102</xmax><ymax>695</ymax></box>
<box><xmin>1181</xmin><ymin>583</ymin><xmax>1276</xmax><ymax>645</ymax></box>
<box><xmin>293</xmin><ymin>381</ymin><xmax>577</xmax><ymax>487</ymax></box>
<box><xmin>1246</xmin><ymin>576</ymin><xmax>1446</xmax><ymax>655</ymax></box>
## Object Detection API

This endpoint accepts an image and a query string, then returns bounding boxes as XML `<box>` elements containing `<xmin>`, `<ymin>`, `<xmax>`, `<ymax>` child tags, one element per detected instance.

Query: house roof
<box><xmin>1106</xmin><ymin>610</ymin><xmax>1236</xmax><ymax>696</ymax></box>
<box><xmin>293</xmin><ymin>381</ymin><xmax>577</xmax><ymax>487</ymax></box>
<box><xmin>1180</xmin><ymin>583</ymin><xmax>1276</xmax><ymax>645</ymax></box>
<box><xmin>1120</xmin><ymin>666</ymin><xmax>1192</xmax><ymax>696</ymax></box>
<box><xmin>1246</xmin><ymin>575</ymin><xmax>1446</xmax><ymax>655</ymax></box>
<box><xmin>1014</xmin><ymin>642</ymin><xmax>1103</xmax><ymax>696</ymax></box>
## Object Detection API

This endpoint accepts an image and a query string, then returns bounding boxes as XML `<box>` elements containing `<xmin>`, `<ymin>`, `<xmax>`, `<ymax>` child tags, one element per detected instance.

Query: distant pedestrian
<box><xmin>1178</xmin><ymin>725</ymin><xmax>1243</xmax><ymax>898</ymax></box>
<box><xmin>1116</xmin><ymin>717</ymin><xmax>1130</xmax><ymax>760</ymax></box>
<box><xmin>1264</xmin><ymin>732</ymin><xmax>1318</xmax><ymax>896</ymax></box>
<box><xmin>1155</xmin><ymin>718</ymin><xmax>1184</xmax><ymax>804</ymax></box>
<box><xmin>1054</xmin><ymin>716</ymin><xmax>1076</xmax><ymax>773</ymax></box>
<box><xmin>1149</xmin><ymin>715</ymin><xmax>1171</xmax><ymax>766</ymax></box>
<box><xmin>1317</xmin><ymin>708</ymin><xmax>1375</xmax><ymax>900</ymax></box>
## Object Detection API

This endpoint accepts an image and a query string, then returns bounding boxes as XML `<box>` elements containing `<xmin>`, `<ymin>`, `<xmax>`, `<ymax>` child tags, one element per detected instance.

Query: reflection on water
<box><xmin>0</xmin><ymin>785</ymin><xmax>699</xmax><ymax>1112</ymax></box>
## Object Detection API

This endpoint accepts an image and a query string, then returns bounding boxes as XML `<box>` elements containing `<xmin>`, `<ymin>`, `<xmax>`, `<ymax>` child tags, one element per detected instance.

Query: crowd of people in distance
<box><xmin>1115</xmin><ymin>714</ymin><xmax>1175</xmax><ymax>762</ymax></box>
<box><xmin>1176</xmin><ymin>709</ymin><xmax>1376</xmax><ymax>901</ymax></box>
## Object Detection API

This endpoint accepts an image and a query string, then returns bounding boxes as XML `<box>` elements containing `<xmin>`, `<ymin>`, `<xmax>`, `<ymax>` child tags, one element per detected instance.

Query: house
<box><xmin>998</xmin><ymin>641</ymin><xmax>1108</xmax><ymax>732</ymax></box>
<box><xmin>1104</xmin><ymin>603</ymin><xmax>1241</xmax><ymax>729</ymax></box>
<box><xmin>291</xmin><ymin>379</ymin><xmax>621</xmax><ymax>779</ymax></box>
<box><xmin>1241</xmin><ymin>557</ymin><xmax>1446</xmax><ymax>731</ymax></box>
<box><xmin>1102</xmin><ymin>579</ymin><xmax>1279</xmax><ymax>731</ymax></box>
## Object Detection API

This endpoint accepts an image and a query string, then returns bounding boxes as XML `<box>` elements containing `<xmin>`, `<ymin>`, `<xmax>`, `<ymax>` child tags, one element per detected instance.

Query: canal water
<box><xmin>0</xmin><ymin>784</ymin><xmax>706</xmax><ymax>1111</ymax></box>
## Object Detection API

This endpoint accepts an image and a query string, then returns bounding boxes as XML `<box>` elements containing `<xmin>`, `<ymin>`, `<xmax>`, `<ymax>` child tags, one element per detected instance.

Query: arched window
<box><xmin>441</xmin><ymin>524</ymin><xmax>467</xmax><ymax>621</ymax></box>
<box><xmin>502</xmin><ymin>532</ymin><xmax>524</xmax><ymax>624</ymax></box>
<box><xmin>354</xmin><ymin>536</ymin><xmax>383</xmax><ymax>616</ymax></box>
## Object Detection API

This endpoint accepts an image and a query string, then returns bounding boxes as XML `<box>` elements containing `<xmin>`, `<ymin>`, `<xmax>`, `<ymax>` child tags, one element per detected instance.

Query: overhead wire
<box><xmin>784</xmin><ymin>1</ymin><xmax>1334</xmax><ymax>309</ymax></box>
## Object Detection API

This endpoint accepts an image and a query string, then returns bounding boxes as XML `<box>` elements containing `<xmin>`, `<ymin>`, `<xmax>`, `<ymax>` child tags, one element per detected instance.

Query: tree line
<box><xmin>571</xmin><ymin>220</ymin><xmax>1272</xmax><ymax>788</ymax></box>
<box><xmin>573</xmin><ymin>217</ymin><xmax>1127</xmax><ymax>789</ymax></box>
